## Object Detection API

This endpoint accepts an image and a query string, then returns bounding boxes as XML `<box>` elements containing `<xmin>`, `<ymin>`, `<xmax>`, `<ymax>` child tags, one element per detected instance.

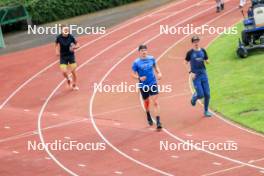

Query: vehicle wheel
<box><xmin>237</xmin><ymin>47</ymin><xmax>248</xmax><ymax>58</ymax></box>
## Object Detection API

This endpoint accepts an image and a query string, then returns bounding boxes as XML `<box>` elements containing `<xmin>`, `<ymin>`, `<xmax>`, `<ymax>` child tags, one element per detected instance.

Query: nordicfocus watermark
<box><xmin>93</xmin><ymin>82</ymin><xmax>172</xmax><ymax>93</ymax></box>
<box><xmin>27</xmin><ymin>140</ymin><xmax>106</xmax><ymax>151</ymax></box>
<box><xmin>160</xmin><ymin>140</ymin><xmax>238</xmax><ymax>151</ymax></box>
<box><xmin>27</xmin><ymin>24</ymin><xmax>106</xmax><ymax>35</ymax></box>
<box><xmin>160</xmin><ymin>24</ymin><xmax>238</xmax><ymax>35</ymax></box>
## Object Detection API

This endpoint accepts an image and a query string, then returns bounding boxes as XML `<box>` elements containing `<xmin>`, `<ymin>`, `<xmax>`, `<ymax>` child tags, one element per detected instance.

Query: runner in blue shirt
<box><xmin>185</xmin><ymin>36</ymin><xmax>212</xmax><ymax>117</ymax></box>
<box><xmin>131</xmin><ymin>45</ymin><xmax>163</xmax><ymax>129</ymax></box>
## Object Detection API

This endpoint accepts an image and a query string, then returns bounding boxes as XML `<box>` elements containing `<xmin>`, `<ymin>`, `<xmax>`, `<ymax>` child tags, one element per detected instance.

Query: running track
<box><xmin>0</xmin><ymin>0</ymin><xmax>264</xmax><ymax>175</ymax></box>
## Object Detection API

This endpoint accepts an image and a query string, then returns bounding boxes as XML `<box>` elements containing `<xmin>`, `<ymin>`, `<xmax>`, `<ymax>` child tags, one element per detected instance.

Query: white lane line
<box><xmin>114</xmin><ymin>171</ymin><xmax>123</xmax><ymax>175</ymax></box>
<box><xmin>94</xmin><ymin>105</ymin><xmax>140</xmax><ymax>116</ymax></box>
<box><xmin>185</xmin><ymin>134</ymin><xmax>193</xmax><ymax>137</ymax></box>
<box><xmin>89</xmin><ymin>3</ymin><xmax>218</xmax><ymax>176</ymax></box>
<box><xmin>248</xmin><ymin>160</ymin><xmax>255</xmax><ymax>164</ymax></box>
<box><xmin>38</xmin><ymin>1</ymin><xmax>206</xmax><ymax>175</ymax></box>
<box><xmin>163</xmin><ymin>124</ymin><xmax>264</xmax><ymax>171</ymax></box>
<box><xmin>136</xmin><ymin>4</ymin><xmax>264</xmax><ymax>172</ymax></box>
<box><xmin>204</xmin><ymin>157</ymin><xmax>264</xmax><ymax>175</ymax></box>
<box><xmin>4</xmin><ymin>126</ymin><xmax>11</xmax><ymax>129</ymax></box>
<box><xmin>77</xmin><ymin>164</ymin><xmax>86</xmax><ymax>167</ymax></box>
<box><xmin>225</xmin><ymin>140</ymin><xmax>235</xmax><ymax>143</ymax></box>
<box><xmin>187</xmin><ymin>3</ymin><xmax>264</xmax><ymax>139</ymax></box>
<box><xmin>0</xmin><ymin>0</ymin><xmax>188</xmax><ymax>110</ymax></box>
<box><xmin>170</xmin><ymin>155</ymin><xmax>179</xmax><ymax>159</ymax></box>
<box><xmin>12</xmin><ymin>150</ymin><xmax>19</xmax><ymax>154</ymax></box>
<box><xmin>114</xmin><ymin>122</ymin><xmax>121</xmax><ymax>126</ymax></box>
<box><xmin>212</xmin><ymin>162</ymin><xmax>222</xmax><ymax>166</ymax></box>
<box><xmin>52</xmin><ymin>113</ymin><xmax>58</xmax><ymax>117</ymax></box>
<box><xmin>0</xmin><ymin>91</ymin><xmax>190</xmax><ymax>144</ymax></box>
<box><xmin>253</xmin><ymin>158</ymin><xmax>264</xmax><ymax>163</ymax></box>
<box><xmin>23</xmin><ymin>109</ymin><xmax>30</xmax><ymax>112</ymax></box>
<box><xmin>201</xmin><ymin>165</ymin><xmax>244</xmax><ymax>176</ymax></box>
<box><xmin>0</xmin><ymin>101</ymin><xmax>158</xmax><ymax>143</ymax></box>
<box><xmin>188</xmin><ymin>68</ymin><xmax>264</xmax><ymax>139</ymax></box>
<box><xmin>0</xmin><ymin>119</ymin><xmax>87</xmax><ymax>143</ymax></box>
<box><xmin>203</xmin><ymin>157</ymin><xmax>264</xmax><ymax>176</ymax></box>
<box><xmin>93</xmin><ymin>92</ymin><xmax>188</xmax><ymax>116</ymax></box>
<box><xmin>132</xmin><ymin>148</ymin><xmax>140</xmax><ymax>152</ymax></box>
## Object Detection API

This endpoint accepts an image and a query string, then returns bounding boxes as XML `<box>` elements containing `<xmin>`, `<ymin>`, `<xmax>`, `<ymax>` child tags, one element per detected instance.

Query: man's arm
<box><xmin>55</xmin><ymin>36</ymin><xmax>60</xmax><ymax>56</ymax></box>
<box><xmin>131</xmin><ymin>71</ymin><xmax>139</xmax><ymax>80</ymax></box>
<box><xmin>55</xmin><ymin>43</ymin><xmax>60</xmax><ymax>56</ymax></box>
<box><xmin>72</xmin><ymin>36</ymin><xmax>80</xmax><ymax>49</ymax></box>
<box><xmin>185</xmin><ymin>50</ymin><xmax>196</xmax><ymax>80</ymax></box>
<box><xmin>203</xmin><ymin>48</ymin><xmax>210</xmax><ymax>64</ymax></box>
<box><xmin>185</xmin><ymin>50</ymin><xmax>191</xmax><ymax>64</ymax></box>
<box><xmin>154</xmin><ymin>64</ymin><xmax>162</xmax><ymax>80</ymax></box>
<box><xmin>131</xmin><ymin>71</ymin><xmax>146</xmax><ymax>81</ymax></box>
<box><xmin>73</xmin><ymin>42</ymin><xmax>80</xmax><ymax>49</ymax></box>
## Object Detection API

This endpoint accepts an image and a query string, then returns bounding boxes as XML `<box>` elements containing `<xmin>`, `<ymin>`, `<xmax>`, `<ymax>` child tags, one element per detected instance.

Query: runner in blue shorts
<box><xmin>185</xmin><ymin>36</ymin><xmax>212</xmax><ymax>117</ymax></box>
<box><xmin>131</xmin><ymin>45</ymin><xmax>163</xmax><ymax>129</ymax></box>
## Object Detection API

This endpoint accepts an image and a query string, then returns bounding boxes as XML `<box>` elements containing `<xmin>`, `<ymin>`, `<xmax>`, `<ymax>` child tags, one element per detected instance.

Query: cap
<box><xmin>191</xmin><ymin>35</ymin><xmax>200</xmax><ymax>43</ymax></box>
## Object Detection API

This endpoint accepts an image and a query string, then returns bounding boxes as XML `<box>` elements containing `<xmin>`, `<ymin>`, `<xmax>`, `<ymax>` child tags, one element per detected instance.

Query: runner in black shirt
<box><xmin>55</xmin><ymin>24</ymin><xmax>80</xmax><ymax>90</ymax></box>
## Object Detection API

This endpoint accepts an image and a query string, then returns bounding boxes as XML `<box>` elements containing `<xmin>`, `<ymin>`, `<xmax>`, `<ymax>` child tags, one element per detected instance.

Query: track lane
<box><xmin>1</xmin><ymin>0</ymin><xmax>262</xmax><ymax>175</ymax></box>
<box><xmin>36</xmin><ymin>1</ymin><xmax>229</xmax><ymax>175</ymax></box>
<box><xmin>1</xmin><ymin>0</ymin><xmax>207</xmax><ymax>175</ymax></box>
<box><xmin>0</xmin><ymin>0</ymin><xmax>202</xmax><ymax>139</ymax></box>
<box><xmin>0</xmin><ymin>0</ymin><xmax>191</xmax><ymax>109</ymax></box>
<box><xmin>89</xmin><ymin>0</ymin><xmax>262</xmax><ymax>175</ymax></box>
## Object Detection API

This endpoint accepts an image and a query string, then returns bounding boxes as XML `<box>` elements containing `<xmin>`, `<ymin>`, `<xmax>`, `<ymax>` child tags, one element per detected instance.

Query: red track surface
<box><xmin>0</xmin><ymin>0</ymin><xmax>264</xmax><ymax>175</ymax></box>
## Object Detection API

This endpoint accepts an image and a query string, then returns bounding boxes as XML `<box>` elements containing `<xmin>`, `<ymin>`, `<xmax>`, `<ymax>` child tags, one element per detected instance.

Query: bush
<box><xmin>0</xmin><ymin>0</ymin><xmax>137</xmax><ymax>24</ymax></box>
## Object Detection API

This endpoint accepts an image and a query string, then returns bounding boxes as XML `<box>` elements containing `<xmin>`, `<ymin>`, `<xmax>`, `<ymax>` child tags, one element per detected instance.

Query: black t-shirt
<box><xmin>185</xmin><ymin>48</ymin><xmax>208</xmax><ymax>74</ymax></box>
<box><xmin>55</xmin><ymin>34</ymin><xmax>77</xmax><ymax>56</ymax></box>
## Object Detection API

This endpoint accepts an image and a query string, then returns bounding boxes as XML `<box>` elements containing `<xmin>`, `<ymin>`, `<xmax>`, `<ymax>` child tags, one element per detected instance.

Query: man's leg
<box><xmin>191</xmin><ymin>76</ymin><xmax>204</xmax><ymax>106</ymax></box>
<box><xmin>240</xmin><ymin>0</ymin><xmax>243</xmax><ymax>7</ymax></box>
<box><xmin>150</xmin><ymin>94</ymin><xmax>162</xmax><ymax>129</ymax></box>
<box><xmin>149</xmin><ymin>84</ymin><xmax>162</xmax><ymax>129</ymax></box>
<box><xmin>60</xmin><ymin>64</ymin><xmax>71</xmax><ymax>87</ymax></box>
<box><xmin>202</xmin><ymin>76</ymin><xmax>211</xmax><ymax>117</ymax></box>
<box><xmin>144</xmin><ymin>98</ymin><xmax>150</xmax><ymax>111</ymax></box>
<box><xmin>239</xmin><ymin>0</ymin><xmax>246</xmax><ymax>8</ymax></box>
<box><xmin>144</xmin><ymin>98</ymin><xmax>153</xmax><ymax>126</ymax></box>
<box><xmin>70</xmin><ymin>63</ymin><xmax>79</xmax><ymax>90</ymax></box>
<box><xmin>216</xmin><ymin>0</ymin><xmax>221</xmax><ymax>12</ymax></box>
<box><xmin>220</xmin><ymin>0</ymin><xmax>224</xmax><ymax>10</ymax></box>
<box><xmin>140</xmin><ymin>87</ymin><xmax>153</xmax><ymax>126</ymax></box>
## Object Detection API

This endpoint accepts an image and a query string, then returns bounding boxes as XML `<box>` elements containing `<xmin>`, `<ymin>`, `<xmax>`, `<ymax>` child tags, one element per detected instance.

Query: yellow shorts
<box><xmin>60</xmin><ymin>63</ymin><xmax>77</xmax><ymax>70</ymax></box>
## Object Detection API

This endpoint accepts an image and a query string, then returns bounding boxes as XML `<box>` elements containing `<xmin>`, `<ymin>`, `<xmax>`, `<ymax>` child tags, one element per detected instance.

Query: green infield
<box><xmin>207</xmin><ymin>23</ymin><xmax>264</xmax><ymax>134</ymax></box>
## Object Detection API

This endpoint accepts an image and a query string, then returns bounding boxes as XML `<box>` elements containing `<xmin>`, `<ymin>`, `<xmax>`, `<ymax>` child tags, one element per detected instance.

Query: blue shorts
<box><xmin>139</xmin><ymin>84</ymin><xmax>159</xmax><ymax>100</ymax></box>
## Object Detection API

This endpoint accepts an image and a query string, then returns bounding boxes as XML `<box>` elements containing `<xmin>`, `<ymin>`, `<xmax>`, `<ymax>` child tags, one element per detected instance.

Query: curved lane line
<box><xmin>38</xmin><ymin>1</ymin><xmax>207</xmax><ymax>175</ymax></box>
<box><xmin>138</xmin><ymin>6</ymin><xmax>264</xmax><ymax>171</ymax></box>
<box><xmin>0</xmin><ymin>0</ymin><xmax>188</xmax><ymax>109</ymax></box>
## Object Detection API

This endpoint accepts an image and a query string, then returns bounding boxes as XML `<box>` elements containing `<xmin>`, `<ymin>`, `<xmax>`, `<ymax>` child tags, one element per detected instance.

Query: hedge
<box><xmin>0</xmin><ymin>0</ymin><xmax>138</xmax><ymax>24</ymax></box>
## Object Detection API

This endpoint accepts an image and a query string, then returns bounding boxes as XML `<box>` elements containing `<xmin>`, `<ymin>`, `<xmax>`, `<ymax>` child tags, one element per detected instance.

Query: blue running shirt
<box><xmin>132</xmin><ymin>55</ymin><xmax>157</xmax><ymax>87</ymax></box>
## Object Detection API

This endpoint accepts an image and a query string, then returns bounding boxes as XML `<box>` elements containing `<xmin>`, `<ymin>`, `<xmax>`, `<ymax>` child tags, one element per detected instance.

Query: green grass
<box><xmin>207</xmin><ymin>23</ymin><xmax>264</xmax><ymax>134</ymax></box>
